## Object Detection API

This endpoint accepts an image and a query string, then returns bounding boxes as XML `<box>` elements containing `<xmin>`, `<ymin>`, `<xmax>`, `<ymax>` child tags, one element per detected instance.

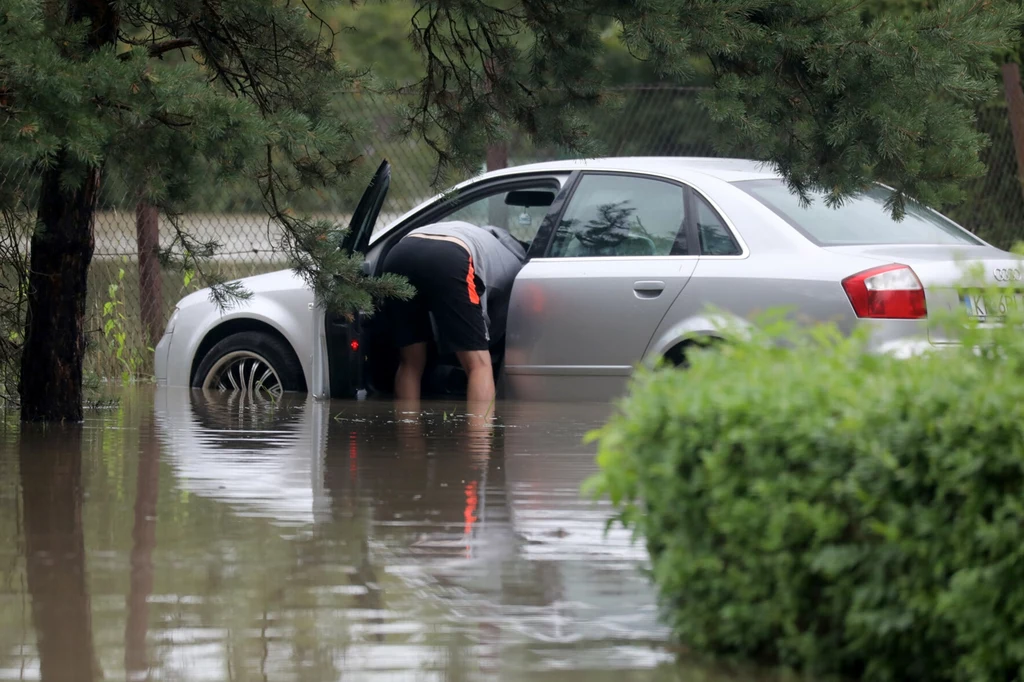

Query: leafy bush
<box><xmin>586</xmin><ymin>274</ymin><xmax>1024</xmax><ymax>682</ymax></box>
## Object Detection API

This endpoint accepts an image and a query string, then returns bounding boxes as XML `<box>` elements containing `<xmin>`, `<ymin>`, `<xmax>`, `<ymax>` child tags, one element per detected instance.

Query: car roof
<box><xmin>480</xmin><ymin>156</ymin><xmax>782</xmax><ymax>183</ymax></box>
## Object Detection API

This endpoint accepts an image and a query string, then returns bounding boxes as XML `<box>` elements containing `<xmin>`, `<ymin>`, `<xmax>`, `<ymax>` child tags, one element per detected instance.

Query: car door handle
<box><xmin>633</xmin><ymin>280</ymin><xmax>665</xmax><ymax>299</ymax></box>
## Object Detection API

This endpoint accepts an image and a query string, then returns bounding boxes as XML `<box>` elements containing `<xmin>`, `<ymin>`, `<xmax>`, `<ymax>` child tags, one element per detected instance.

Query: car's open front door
<box><xmin>340</xmin><ymin>160</ymin><xmax>391</xmax><ymax>255</ymax></box>
<box><xmin>310</xmin><ymin>160</ymin><xmax>391</xmax><ymax>400</ymax></box>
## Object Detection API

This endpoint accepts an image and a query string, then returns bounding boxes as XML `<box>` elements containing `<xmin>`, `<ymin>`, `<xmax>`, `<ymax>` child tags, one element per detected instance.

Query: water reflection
<box><xmin>154</xmin><ymin>389</ymin><xmax>325</xmax><ymax>526</ymax></box>
<box><xmin>125</xmin><ymin>413</ymin><xmax>159</xmax><ymax>681</ymax></box>
<box><xmin>19</xmin><ymin>426</ymin><xmax>98</xmax><ymax>682</ymax></box>
<box><xmin>0</xmin><ymin>389</ymin><xmax>789</xmax><ymax>682</ymax></box>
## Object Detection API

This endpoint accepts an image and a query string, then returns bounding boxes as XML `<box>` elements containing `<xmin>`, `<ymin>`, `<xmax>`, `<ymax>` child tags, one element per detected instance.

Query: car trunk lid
<box><xmin>825</xmin><ymin>244</ymin><xmax>1022</xmax><ymax>343</ymax></box>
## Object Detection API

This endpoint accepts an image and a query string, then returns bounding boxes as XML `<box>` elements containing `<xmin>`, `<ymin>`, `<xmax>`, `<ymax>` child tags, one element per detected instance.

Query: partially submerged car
<box><xmin>155</xmin><ymin>156</ymin><xmax>1019</xmax><ymax>402</ymax></box>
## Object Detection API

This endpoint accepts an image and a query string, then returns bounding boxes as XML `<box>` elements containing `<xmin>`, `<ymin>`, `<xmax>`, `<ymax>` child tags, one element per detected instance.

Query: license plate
<box><xmin>963</xmin><ymin>291</ymin><xmax>1024</xmax><ymax>319</ymax></box>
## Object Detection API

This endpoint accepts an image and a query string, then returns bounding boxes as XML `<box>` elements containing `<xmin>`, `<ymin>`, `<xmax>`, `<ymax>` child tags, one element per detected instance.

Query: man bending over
<box><xmin>380</xmin><ymin>220</ymin><xmax>526</xmax><ymax>406</ymax></box>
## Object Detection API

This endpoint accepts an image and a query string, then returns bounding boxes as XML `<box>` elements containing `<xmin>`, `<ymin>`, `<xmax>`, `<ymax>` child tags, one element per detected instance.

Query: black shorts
<box><xmin>380</xmin><ymin>236</ymin><xmax>488</xmax><ymax>352</ymax></box>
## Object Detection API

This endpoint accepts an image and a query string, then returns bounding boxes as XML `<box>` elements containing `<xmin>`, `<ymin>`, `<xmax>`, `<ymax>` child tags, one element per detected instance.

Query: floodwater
<box><xmin>0</xmin><ymin>388</ymin><xmax>777</xmax><ymax>682</ymax></box>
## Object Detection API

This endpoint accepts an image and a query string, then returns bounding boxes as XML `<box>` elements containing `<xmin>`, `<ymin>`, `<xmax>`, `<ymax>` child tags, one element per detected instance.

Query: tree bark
<box><xmin>486</xmin><ymin>143</ymin><xmax>509</xmax><ymax>227</ymax></box>
<box><xmin>19</xmin><ymin>0</ymin><xmax>118</xmax><ymax>422</ymax></box>
<box><xmin>20</xmin><ymin>425</ymin><xmax>99</xmax><ymax>682</ymax></box>
<box><xmin>135</xmin><ymin>201</ymin><xmax>163</xmax><ymax>347</ymax></box>
<box><xmin>485</xmin><ymin>143</ymin><xmax>508</xmax><ymax>172</ymax></box>
<box><xmin>19</xmin><ymin>159</ymin><xmax>101</xmax><ymax>422</ymax></box>
<box><xmin>1002</xmin><ymin>62</ymin><xmax>1024</xmax><ymax>204</ymax></box>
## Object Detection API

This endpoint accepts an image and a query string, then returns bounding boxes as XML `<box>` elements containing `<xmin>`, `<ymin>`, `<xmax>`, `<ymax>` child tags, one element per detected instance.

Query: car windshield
<box><xmin>733</xmin><ymin>179</ymin><xmax>982</xmax><ymax>246</ymax></box>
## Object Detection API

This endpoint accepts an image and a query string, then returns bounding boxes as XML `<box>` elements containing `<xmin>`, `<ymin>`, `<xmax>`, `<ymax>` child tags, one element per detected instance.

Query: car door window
<box><xmin>441</xmin><ymin>184</ymin><xmax>559</xmax><ymax>248</ymax></box>
<box><xmin>694</xmin><ymin>193</ymin><xmax>741</xmax><ymax>256</ymax></box>
<box><xmin>548</xmin><ymin>174</ymin><xmax>687</xmax><ymax>258</ymax></box>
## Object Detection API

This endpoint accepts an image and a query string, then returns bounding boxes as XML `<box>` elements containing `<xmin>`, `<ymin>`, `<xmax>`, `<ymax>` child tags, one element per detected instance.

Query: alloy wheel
<box><xmin>201</xmin><ymin>350</ymin><xmax>284</xmax><ymax>401</ymax></box>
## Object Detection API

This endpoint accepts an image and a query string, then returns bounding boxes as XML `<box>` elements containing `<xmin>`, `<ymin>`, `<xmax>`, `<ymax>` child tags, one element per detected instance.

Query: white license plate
<box><xmin>963</xmin><ymin>291</ymin><xmax>1024</xmax><ymax>318</ymax></box>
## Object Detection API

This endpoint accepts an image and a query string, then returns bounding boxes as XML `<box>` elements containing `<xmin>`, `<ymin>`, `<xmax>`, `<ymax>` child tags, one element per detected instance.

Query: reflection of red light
<box><xmin>464</xmin><ymin>480</ymin><xmax>479</xmax><ymax>558</ymax></box>
<box><xmin>349</xmin><ymin>431</ymin><xmax>358</xmax><ymax>475</ymax></box>
<box><xmin>529</xmin><ymin>286</ymin><xmax>545</xmax><ymax>313</ymax></box>
<box><xmin>350</xmin><ymin>339</ymin><xmax>360</xmax><ymax>352</ymax></box>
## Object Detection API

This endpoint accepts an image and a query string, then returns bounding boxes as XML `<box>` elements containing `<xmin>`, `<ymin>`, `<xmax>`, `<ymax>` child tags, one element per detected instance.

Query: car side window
<box><xmin>548</xmin><ymin>174</ymin><xmax>687</xmax><ymax>258</ymax></box>
<box><xmin>694</xmin><ymin>194</ymin><xmax>741</xmax><ymax>256</ymax></box>
<box><xmin>440</xmin><ymin>183</ymin><xmax>559</xmax><ymax>248</ymax></box>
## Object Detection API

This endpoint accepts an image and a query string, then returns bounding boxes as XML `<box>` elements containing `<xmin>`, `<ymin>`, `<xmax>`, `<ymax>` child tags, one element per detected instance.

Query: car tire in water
<box><xmin>192</xmin><ymin>331</ymin><xmax>305</xmax><ymax>398</ymax></box>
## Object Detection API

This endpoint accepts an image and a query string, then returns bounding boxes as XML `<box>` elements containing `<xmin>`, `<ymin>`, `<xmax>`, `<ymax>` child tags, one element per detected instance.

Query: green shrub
<box><xmin>586</xmin><ymin>278</ymin><xmax>1024</xmax><ymax>681</ymax></box>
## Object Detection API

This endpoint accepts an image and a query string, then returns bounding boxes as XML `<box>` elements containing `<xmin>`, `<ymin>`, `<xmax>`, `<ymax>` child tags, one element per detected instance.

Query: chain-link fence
<box><xmin>7</xmin><ymin>85</ymin><xmax>1024</xmax><ymax>379</ymax></box>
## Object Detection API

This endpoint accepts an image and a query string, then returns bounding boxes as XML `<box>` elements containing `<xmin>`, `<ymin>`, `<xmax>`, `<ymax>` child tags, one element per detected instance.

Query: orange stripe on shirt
<box><xmin>466</xmin><ymin>256</ymin><xmax>481</xmax><ymax>305</ymax></box>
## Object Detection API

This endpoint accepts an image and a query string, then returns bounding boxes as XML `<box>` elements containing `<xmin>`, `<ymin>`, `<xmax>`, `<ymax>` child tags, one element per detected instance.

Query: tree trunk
<box><xmin>20</xmin><ymin>425</ymin><xmax>99</xmax><ymax>682</ymax></box>
<box><xmin>135</xmin><ymin>200</ymin><xmax>163</xmax><ymax>347</ymax></box>
<box><xmin>18</xmin><ymin>0</ymin><xmax>118</xmax><ymax>422</ymax></box>
<box><xmin>486</xmin><ymin>143</ymin><xmax>509</xmax><ymax>228</ymax></box>
<box><xmin>1002</xmin><ymin>62</ymin><xmax>1024</xmax><ymax>204</ymax></box>
<box><xmin>19</xmin><ymin>158</ymin><xmax>101</xmax><ymax>422</ymax></box>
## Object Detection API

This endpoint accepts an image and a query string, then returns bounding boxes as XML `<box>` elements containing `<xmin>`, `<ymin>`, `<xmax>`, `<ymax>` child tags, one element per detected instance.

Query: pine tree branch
<box><xmin>117</xmin><ymin>38</ymin><xmax>196</xmax><ymax>61</ymax></box>
<box><xmin>148</xmin><ymin>37</ymin><xmax>196</xmax><ymax>57</ymax></box>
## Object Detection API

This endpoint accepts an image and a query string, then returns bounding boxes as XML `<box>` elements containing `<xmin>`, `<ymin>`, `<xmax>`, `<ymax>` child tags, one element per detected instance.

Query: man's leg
<box><xmin>378</xmin><ymin>237</ymin><xmax>433</xmax><ymax>402</ymax></box>
<box><xmin>395</xmin><ymin>342</ymin><xmax>428</xmax><ymax>402</ymax></box>
<box><xmin>455</xmin><ymin>349</ymin><xmax>494</xmax><ymax>408</ymax></box>
<box><xmin>413</xmin><ymin>238</ymin><xmax>493</xmax><ymax>409</ymax></box>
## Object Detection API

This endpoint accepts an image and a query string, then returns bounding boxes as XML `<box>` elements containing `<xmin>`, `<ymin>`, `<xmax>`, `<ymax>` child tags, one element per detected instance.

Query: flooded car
<box><xmin>155</xmin><ymin>156</ymin><xmax>1007</xmax><ymax>403</ymax></box>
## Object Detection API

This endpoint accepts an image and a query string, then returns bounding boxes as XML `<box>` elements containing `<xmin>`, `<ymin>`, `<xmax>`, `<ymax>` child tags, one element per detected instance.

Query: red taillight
<box><xmin>350</xmin><ymin>339</ymin><xmax>360</xmax><ymax>352</ymax></box>
<box><xmin>841</xmin><ymin>264</ymin><xmax>927</xmax><ymax>319</ymax></box>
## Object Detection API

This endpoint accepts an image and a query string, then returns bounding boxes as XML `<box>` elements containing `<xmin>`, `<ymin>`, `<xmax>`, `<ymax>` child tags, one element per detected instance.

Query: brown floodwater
<box><xmin>0</xmin><ymin>388</ymin><xmax>781</xmax><ymax>682</ymax></box>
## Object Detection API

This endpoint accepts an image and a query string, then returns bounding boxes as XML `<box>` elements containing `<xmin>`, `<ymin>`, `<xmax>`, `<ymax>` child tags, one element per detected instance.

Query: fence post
<box><xmin>1001</xmin><ymin>63</ymin><xmax>1024</xmax><ymax>201</ymax></box>
<box><xmin>134</xmin><ymin>200</ymin><xmax>163</xmax><ymax>346</ymax></box>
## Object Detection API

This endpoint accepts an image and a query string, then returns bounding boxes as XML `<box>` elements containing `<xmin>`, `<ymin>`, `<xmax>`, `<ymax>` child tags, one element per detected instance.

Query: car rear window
<box><xmin>733</xmin><ymin>179</ymin><xmax>982</xmax><ymax>246</ymax></box>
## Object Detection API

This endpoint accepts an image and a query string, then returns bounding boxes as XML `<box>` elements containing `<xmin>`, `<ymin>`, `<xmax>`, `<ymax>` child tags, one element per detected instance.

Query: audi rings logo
<box><xmin>994</xmin><ymin>268</ymin><xmax>1023</xmax><ymax>282</ymax></box>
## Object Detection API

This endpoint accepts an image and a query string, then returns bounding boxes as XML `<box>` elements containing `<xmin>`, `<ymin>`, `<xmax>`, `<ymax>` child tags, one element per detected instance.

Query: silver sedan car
<box><xmin>155</xmin><ymin>156</ymin><xmax>1019</xmax><ymax>402</ymax></box>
